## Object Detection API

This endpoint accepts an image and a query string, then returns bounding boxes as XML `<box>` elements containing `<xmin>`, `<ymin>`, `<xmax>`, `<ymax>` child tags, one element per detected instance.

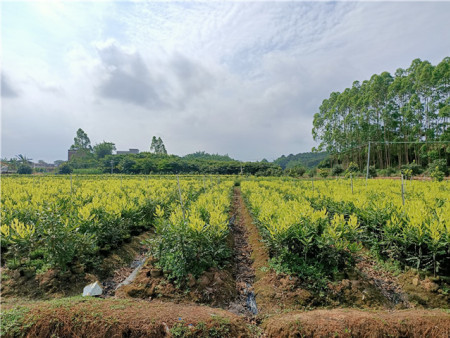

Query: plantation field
<box><xmin>242</xmin><ymin>178</ymin><xmax>450</xmax><ymax>281</ymax></box>
<box><xmin>1</xmin><ymin>175</ymin><xmax>449</xmax><ymax>337</ymax></box>
<box><xmin>1</xmin><ymin>175</ymin><xmax>232</xmax><ymax>277</ymax></box>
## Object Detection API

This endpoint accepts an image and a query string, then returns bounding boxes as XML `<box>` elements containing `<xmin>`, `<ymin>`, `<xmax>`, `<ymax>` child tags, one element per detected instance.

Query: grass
<box><xmin>0</xmin><ymin>306</ymin><xmax>32</xmax><ymax>337</ymax></box>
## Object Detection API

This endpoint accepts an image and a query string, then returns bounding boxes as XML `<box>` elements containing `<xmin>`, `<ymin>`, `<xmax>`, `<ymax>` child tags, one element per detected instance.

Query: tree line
<box><xmin>312</xmin><ymin>57</ymin><xmax>450</xmax><ymax>170</ymax></box>
<box><xmin>65</xmin><ymin>128</ymin><xmax>283</xmax><ymax>176</ymax></box>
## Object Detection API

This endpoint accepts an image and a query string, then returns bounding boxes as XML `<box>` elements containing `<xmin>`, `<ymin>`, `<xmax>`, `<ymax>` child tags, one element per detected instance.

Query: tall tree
<box><xmin>16</xmin><ymin>154</ymin><xmax>32</xmax><ymax>164</ymax></box>
<box><xmin>93</xmin><ymin>141</ymin><xmax>116</xmax><ymax>159</ymax></box>
<box><xmin>71</xmin><ymin>128</ymin><xmax>92</xmax><ymax>151</ymax></box>
<box><xmin>312</xmin><ymin>56</ymin><xmax>450</xmax><ymax>169</ymax></box>
<box><xmin>150</xmin><ymin>136</ymin><xmax>168</xmax><ymax>155</ymax></box>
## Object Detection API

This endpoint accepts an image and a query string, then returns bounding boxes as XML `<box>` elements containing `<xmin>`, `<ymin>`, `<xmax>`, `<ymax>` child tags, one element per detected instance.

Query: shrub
<box><xmin>368</xmin><ymin>165</ymin><xmax>377</xmax><ymax>178</ymax></box>
<box><xmin>402</xmin><ymin>160</ymin><xmax>422</xmax><ymax>176</ymax></box>
<box><xmin>430</xmin><ymin>166</ymin><xmax>445</xmax><ymax>181</ymax></box>
<box><xmin>58</xmin><ymin>162</ymin><xmax>73</xmax><ymax>174</ymax></box>
<box><xmin>307</xmin><ymin>168</ymin><xmax>317</xmax><ymax>177</ymax></box>
<box><xmin>331</xmin><ymin>165</ymin><xmax>344</xmax><ymax>176</ymax></box>
<box><xmin>428</xmin><ymin>159</ymin><xmax>448</xmax><ymax>176</ymax></box>
<box><xmin>318</xmin><ymin>169</ymin><xmax>329</xmax><ymax>178</ymax></box>
<box><xmin>346</xmin><ymin>162</ymin><xmax>359</xmax><ymax>174</ymax></box>
<box><xmin>17</xmin><ymin>165</ymin><xmax>32</xmax><ymax>175</ymax></box>
<box><xmin>285</xmin><ymin>166</ymin><xmax>306</xmax><ymax>177</ymax></box>
<box><xmin>401</xmin><ymin>168</ymin><xmax>413</xmax><ymax>180</ymax></box>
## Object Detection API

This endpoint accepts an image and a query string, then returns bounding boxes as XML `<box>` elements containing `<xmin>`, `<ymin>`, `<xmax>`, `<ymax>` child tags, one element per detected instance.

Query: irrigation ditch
<box><xmin>1</xmin><ymin>187</ymin><xmax>450</xmax><ymax>337</ymax></box>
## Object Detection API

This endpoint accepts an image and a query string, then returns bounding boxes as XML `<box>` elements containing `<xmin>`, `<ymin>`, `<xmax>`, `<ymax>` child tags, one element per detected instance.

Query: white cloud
<box><xmin>1</xmin><ymin>1</ymin><xmax>450</xmax><ymax>162</ymax></box>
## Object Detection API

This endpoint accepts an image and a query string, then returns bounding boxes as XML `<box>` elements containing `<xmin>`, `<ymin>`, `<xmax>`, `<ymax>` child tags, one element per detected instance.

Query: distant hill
<box><xmin>273</xmin><ymin>152</ymin><xmax>328</xmax><ymax>169</ymax></box>
<box><xmin>183</xmin><ymin>151</ymin><xmax>235</xmax><ymax>162</ymax></box>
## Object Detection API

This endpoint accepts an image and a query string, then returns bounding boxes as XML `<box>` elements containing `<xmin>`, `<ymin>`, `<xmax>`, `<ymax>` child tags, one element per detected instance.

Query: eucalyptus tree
<box><xmin>312</xmin><ymin>56</ymin><xmax>450</xmax><ymax>170</ymax></box>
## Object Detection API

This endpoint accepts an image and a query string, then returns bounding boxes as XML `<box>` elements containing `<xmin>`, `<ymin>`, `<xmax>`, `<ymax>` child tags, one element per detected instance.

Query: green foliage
<box><xmin>93</xmin><ymin>142</ymin><xmax>116</xmax><ymax>159</ymax></box>
<box><xmin>368</xmin><ymin>165</ymin><xmax>377</xmax><ymax>178</ymax></box>
<box><xmin>285</xmin><ymin>159</ymin><xmax>303</xmax><ymax>170</ymax></box>
<box><xmin>317</xmin><ymin>157</ymin><xmax>332</xmax><ymax>169</ymax></box>
<box><xmin>307</xmin><ymin>168</ymin><xmax>317</xmax><ymax>177</ymax></box>
<box><xmin>99</xmin><ymin>153</ymin><xmax>281</xmax><ymax>176</ymax></box>
<box><xmin>150</xmin><ymin>136</ymin><xmax>167</xmax><ymax>155</ymax></box>
<box><xmin>1</xmin><ymin>176</ymin><xmax>166</xmax><ymax>272</ymax></box>
<box><xmin>69</xmin><ymin>149</ymin><xmax>97</xmax><ymax>169</ymax></box>
<box><xmin>183</xmin><ymin>151</ymin><xmax>234</xmax><ymax>162</ymax></box>
<box><xmin>17</xmin><ymin>164</ymin><xmax>32</xmax><ymax>175</ymax></box>
<box><xmin>39</xmin><ymin>211</ymin><xmax>97</xmax><ymax>271</ymax></box>
<box><xmin>72</xmin><ymin>168</ymin><xmax>103</xmax><ymax>175</ymax></box>
<box><xmin>346</xmin><ymin>162</ymin><xmax>359</xmax><ymax>174</ymax></box>
<box><xmin>331</xmin><ymin>164</ymin><xmax>344</xmax><ymax>176</ymax></box>
<box><xmin>402</xmin><ymin>160</ymin><xmax>422</xmax><ymax>176</ymax></box>
<box><xmin>379</xmin><ymin>167</ymin><xmax>397</xmax><ymax>177</ymax></box>
<box><xmin>318</xmin><ymin>169</ymin><xmax>329</xmax><ymax>178</ymax></box>
<box><xmin>148</xmin><ymin>215</ymin><xmax>230</xmax><ymax>284</ymax></box>
<box><xmin>428</xmin><ymin>159</ymin><xmax>448</xmax><ymax>176</ymax></box>
<box><xmin>401</xmin><ymin>168</ymin><xmax>413</xmax><ymax>180</ymax></box>
<box><xmin>273</xmin><ymin>152</ymin><xmax>329</xmax><ymax>169</ymax></box>
<box><xmin>0</xmin><ymin>307</ymin><xmax>31</xmax><ymax>337</ymax></box>
<box><xmin>312</xmin><ymin>57</ymin><xmax>450</xmax><ymax>170</ymax></box>
<box><xmin>284</xmin><ymin>166</ymin><xmax>306</xmax><ymax>177</ymax></box>
<box><xmin>430</xmin><ymin>167</ymin><xmax>445</xmax><ymax>182</ymax></box>
<box><xmin>70</xmin><ymin>128</ymin><xmax>92</xmax><ymax>151</ymax></box>
<box><xmin>58</xmin><ymin>162</ymin><xmax>73</xmax><ymax>174</ymax></box>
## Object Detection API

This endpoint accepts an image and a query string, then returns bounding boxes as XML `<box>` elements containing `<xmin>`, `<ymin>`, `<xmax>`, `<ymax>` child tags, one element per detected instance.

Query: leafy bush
<box><xmin>285</xmin><ymin>166</ymin><xmax>306</xmax><ymax>177</ymax></box>
<box><xmin>402</xmin><ymin>160</ymin><xmax>422</xmax><ymax>176</ymax></box>
<box><xmin>307</xmin><ymin>168</ymin><xmax>317</xmax><ymax>177</ymax></box>
<box><xmin>58</xmin><ymin>162</ymin><xmax>73</xmax><ymax>174</ymax></box>
<box><xmin>318</xmin><ymin>169</ymin><xmax>329</xmax><ymax>178</ymax></box>
<box><xmin>368</xmin><ymin>165</ymin><xmax>377</xmax><ymax>178</ymax></box>
<box><xmin>346</xmin><ymin>162</ymin><xmax>359</xmax><ymax>174</ymax></box>
<box><xmin>331</xmin><ymin>165</ymin><xmax>344</xmax><ymax>176</ymax></box>
<box><xmin>400</xmin><ymin>168</ymin><xmax>413</xmax><ymax>179</ymax></box>
<box><xmin>17</xmin><ymin>164</ymin><xmax>32</xmax><ymax>175</ymax></box>
<box><xmin>428</xmin><ymin>159</ymin><xmax>448</xmax><ymax>176</ymax></box>
<box><xmin>430</xmin><ymin>167</ymin><xmax>445</xmax><ymax>182</ymax></box>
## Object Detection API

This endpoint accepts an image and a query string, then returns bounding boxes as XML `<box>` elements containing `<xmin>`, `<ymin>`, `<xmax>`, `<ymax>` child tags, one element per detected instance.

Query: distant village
<box><xmin>1</xmin><ymin>148</ymin><xmax>140</xmax><ymax>174</ymax></box>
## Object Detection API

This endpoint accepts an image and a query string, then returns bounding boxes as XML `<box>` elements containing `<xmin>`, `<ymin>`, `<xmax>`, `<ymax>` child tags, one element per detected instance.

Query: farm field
<box><xmin>1</xmin><ymin>175</ymin><xmax>450</xmax><ymax>337</ymax></box>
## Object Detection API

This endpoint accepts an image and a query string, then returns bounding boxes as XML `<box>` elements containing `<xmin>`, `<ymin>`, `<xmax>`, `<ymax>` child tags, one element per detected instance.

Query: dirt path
<box><xmin>227</xmin><ymin>188</ymin><xmax>260</xmax><ymax>316</ymax></box>
<box><xmin>228</xmin><ymin>187</ymin><xmax>301</xmax><ymax>317</ymax></box>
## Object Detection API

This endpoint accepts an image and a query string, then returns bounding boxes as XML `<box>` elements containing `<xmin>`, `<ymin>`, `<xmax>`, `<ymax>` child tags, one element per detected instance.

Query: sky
<box><xmin>1</xmin><ymin>0</ymin><xmax>450</xmax><ymax>163</ymax></box>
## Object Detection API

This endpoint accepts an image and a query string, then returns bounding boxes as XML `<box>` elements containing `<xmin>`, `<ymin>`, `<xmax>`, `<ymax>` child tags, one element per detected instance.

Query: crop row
<box><xmin>241</xmin><ymin>180</ymin><xmax>361</xmax><ymax>287</ymax></box>
<box><xmin>147</xmin><ymin>180</ymin><xmax>234</xmax><ymax>282</ymax></box>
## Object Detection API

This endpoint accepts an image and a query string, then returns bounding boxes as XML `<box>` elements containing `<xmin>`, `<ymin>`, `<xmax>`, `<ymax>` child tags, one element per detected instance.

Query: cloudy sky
<box><xmin>2</xmin><ymin>1</ymin><xmax>450</xmax><ymax>163</ymax></box>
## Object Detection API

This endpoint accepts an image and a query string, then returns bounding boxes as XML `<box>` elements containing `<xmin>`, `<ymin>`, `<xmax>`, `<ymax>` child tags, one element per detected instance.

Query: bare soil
<box><xmin>115</xmin><ymin>263</ymin><xmax>237</xmax><ymax>307</ymax></box>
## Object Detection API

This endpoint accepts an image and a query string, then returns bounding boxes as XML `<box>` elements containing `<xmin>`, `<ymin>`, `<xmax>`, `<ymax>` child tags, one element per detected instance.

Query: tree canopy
<box><xmin>183</xmin><ymin>151</ymin><xmax>234</xmax><ymax>162</ymax></box>
<box><xmin>312</xmin><ymin>57</ymin><xmax>450</xmax><ymax>169</ymax></box>
<box><xmin>150</xmin><ymin>136</ymin><xmax>167</xmax><ymax>155</ymax></box>
<box><xmin>93</xmin><ymin>141</ymin><xmax>116</xmax><ymax>159</ymax></box>
<box><xmin>70</xmin><ymin>128</ymin><xmax>92</xmax><ymax>151</ymax></box>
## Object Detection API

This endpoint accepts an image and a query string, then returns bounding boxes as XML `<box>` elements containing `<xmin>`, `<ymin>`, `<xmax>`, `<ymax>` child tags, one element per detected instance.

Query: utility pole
<box><xmin>110</xmin><ymin>160</ymin><xmax>114</xmax><ymax>175</ymax></box>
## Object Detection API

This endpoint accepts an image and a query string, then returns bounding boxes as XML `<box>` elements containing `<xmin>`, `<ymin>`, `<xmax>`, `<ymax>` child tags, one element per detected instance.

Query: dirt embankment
<box><xmin>1</xmin><ymin>297</ymin><xmax>250</xmax><ymax>338</ymax></box>
<box><xmin>263</xmin><ymin>309</ymin><xmax>450</xmax><ymax>338</ymax></box>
